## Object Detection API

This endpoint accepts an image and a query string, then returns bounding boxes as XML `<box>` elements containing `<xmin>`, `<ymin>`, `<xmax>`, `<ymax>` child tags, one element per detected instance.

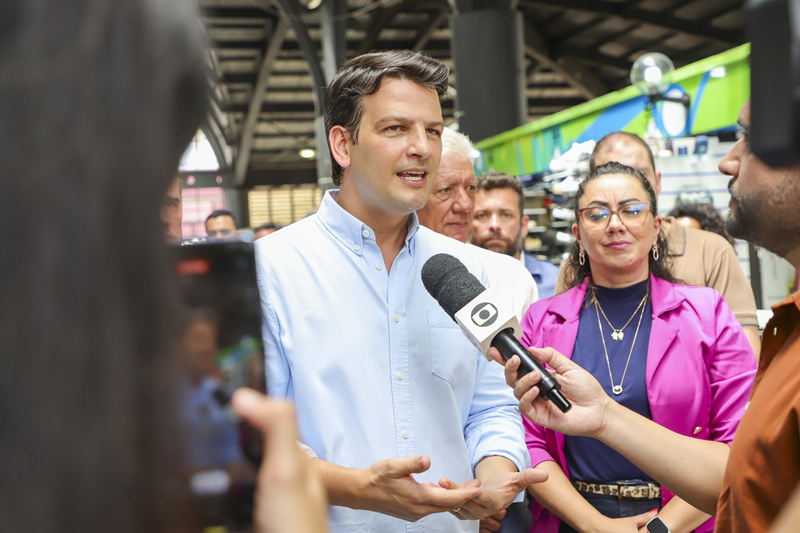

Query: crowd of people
<box><xmin>7</xmin><ymin>2</ymin><xmax>800</xmax><ymax>533</ymax></box>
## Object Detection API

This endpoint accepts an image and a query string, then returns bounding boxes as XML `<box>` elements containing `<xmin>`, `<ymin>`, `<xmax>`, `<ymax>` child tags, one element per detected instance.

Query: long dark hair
<box><xmin>0</xmin><ymin>1</ymin><xmax>207</xmax><ymax>532</ymax></box>
<box><xmin>564</xmin><ymin>162</ymin><xmax>678</xmax><ymax>289</ymax></box>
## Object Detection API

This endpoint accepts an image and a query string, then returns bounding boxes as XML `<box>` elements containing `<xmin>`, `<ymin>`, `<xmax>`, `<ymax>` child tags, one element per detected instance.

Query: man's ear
<box><xmin>329</xmin><ymin>126</ymin><xmax>351</xmax><ymax>171</ymax></box>
<box><xmin>520</xmin><ymin>215</ymin><xmax>530</xmax><ymax>241</ymax></box>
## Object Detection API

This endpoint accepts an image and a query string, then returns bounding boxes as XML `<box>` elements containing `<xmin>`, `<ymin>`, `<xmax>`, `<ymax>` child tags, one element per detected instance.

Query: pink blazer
<box><xmin>521</xmin><ymin>275</ymin><xmax>757</xmax><ymax>533</ymax></box>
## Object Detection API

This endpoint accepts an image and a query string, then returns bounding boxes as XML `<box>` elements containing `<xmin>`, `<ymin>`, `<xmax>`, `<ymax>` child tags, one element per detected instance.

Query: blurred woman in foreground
<box><xmin>508</xmin><ymin>163</ymin><xmax>756</xmax><ymax>533</ymax></box>
<box><xmin>0</xmin><ymin>1</ymin><xmax>325</xmax><ymax>532</ymax></box>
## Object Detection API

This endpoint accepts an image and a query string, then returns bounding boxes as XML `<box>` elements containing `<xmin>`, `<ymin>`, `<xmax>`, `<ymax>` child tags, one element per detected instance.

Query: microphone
<box><xmin>421</xmin><ymin>253</ymin><xmax>571</xmax><ymax>413</ymax></box>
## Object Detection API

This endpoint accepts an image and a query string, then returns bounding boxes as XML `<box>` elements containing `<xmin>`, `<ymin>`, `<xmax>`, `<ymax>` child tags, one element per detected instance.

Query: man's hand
<box><xmin>439</xmin><ymin>469</ymin><xmax>547</xmax><ymax>520</ymax></box>
<box><xmin>362</xmin><ymin>455</ymin><xmax>483</xmax><ymax>522</ymax></box>
<box><xmin>479</xmin><ymin>510</ymin><xmax>506</xmax><ymax>533</ymax></box>
<box><xmin>231</xmin><ymin>388</ymin><xmax>328</xmax><ymax>533</ymax></box>
<box><xmin>488</xmin><ymin>345</ymin><xmax>614</xmax><ymax>438</ymax></box>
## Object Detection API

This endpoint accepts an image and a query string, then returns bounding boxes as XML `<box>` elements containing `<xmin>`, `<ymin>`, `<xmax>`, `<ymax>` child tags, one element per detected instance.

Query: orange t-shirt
<box><xmin>715</xmin><ymin>291</ymin><xmax>800</xmax><ymax>532</ymax></box>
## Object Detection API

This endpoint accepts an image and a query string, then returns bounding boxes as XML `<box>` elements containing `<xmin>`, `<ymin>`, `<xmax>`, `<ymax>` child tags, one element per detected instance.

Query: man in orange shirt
<box><xmin>494</xmin><ymin>99</ymin><xmax>800</xmax><ymax>533</ymax></box>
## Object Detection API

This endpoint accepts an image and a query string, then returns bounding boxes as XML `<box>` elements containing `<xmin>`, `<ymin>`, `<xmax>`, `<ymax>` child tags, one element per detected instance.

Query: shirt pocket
<box><xmin>427</xmin><ymin>311</ymin><xmax>475</xmax><ymax>387</ymax></box>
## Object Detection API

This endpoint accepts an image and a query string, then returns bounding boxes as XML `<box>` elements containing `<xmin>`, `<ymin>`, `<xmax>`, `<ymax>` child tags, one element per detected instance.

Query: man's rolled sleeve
<box><xmin>465</xmin><ymin>356</ymin><xmax>530</xmax><ymax>475</ymax></box>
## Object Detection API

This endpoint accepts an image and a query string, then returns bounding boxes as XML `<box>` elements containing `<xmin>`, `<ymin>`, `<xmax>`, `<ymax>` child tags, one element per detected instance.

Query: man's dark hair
<box><xmin>669</xmin><ymin>202</ymin><xmax>735</xmax><ymax>247</ymax></box>
<box><xmin>590</xmin><ymin>132</ymin><xmax>656</xmax><ymax>175</ymax></box>
<box><xmin>206</xmin><ymin>209</ymin><xmax>237</xmax><ymax>228</ymax></box>
<box><xmin>477</xmin><ymin>172</ymin><xmax>525</xmax><ymax>216</ymax></box>
<box><xmin>564</xmin><ymin>162</ymin><xmax>678</xmax><ymax>289</ymax></box>
<box><xmin>0</xmin><ymin>0</ymin><xmax>207</xmax><ymax>532</ymax></box>
<box><xmin>255</xmin><ymin>222</ymin><xmax>280</xmax><ymax>232</ymax></box>
<box><xmin>324</xmin><ymin>50</ymin><xmax>450</xmax><ymax>186</ymax></box>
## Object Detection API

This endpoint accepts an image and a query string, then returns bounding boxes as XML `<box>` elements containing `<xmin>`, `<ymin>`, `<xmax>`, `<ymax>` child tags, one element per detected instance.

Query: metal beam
<box><xmin>356</xmin><ymin>0</ymin><xmax>419</xmax><ymax>55</ymax></box>
<box><xmin>201</xmin><ymin>7</ymin><xmax>272</xmax><ymax>18</ymax></box>
<box><xmin>520</xmin><ymin>0</ymin><xmax>743</xmax><ymax>46</ymax></box>
<box><xmin>559</xmin><ymin>46</ymin><xmax>633</xmax><ymax>72</ymax></box>
<box><xmin>235</xmin><ymin>18</ymin><xmax>289</xmax><ymax>186</ymax></box>
<box><xmin>263</xmin><ymin>0</ymin><xmax>326</xmax><ymax>114</ymax></box>
<box><xmin>413</xmin><ymin>9</ymin><xmax>450</xmax><ymax>52</ymax></box>
<box><xmin>523</xmin><ymin>20</ymin><xmax>608</xmax><ymax>99</ymax></box>
<box><xmin>321</xmin><ymin>0</ymin><xmax>348</xmax><ymax>83</ymax></box>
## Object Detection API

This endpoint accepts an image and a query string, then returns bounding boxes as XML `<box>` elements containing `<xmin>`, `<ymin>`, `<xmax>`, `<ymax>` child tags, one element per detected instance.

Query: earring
<box><xmin>652</xmin><ymin>243</ymin><xmax>659</xmax><ymax>261</ymax></box>
<box><xmin>579</xmin><ymin>248</ymin><xmax>586</xmax><ymax>266</ymax></box>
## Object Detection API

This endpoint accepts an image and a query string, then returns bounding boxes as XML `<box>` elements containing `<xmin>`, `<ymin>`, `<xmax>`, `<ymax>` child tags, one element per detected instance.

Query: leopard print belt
<box><xmin>572</xmin><ymin>480</ymin><xmax>661</xmax><ymax>500</ymax></box>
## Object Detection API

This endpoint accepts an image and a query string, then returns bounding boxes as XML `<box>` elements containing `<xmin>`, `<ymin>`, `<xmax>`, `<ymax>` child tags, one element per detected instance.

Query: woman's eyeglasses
<box><xmin>578</xmin><ymin>201</ymin><xmax>652</xmax><ymax>230</ymax></box>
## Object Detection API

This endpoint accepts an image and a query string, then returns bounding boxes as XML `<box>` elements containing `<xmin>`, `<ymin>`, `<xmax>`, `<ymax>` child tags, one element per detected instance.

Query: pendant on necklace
<box><xmin>612</xmin><ymin>330</ymin><xmax>624</xmax><ymax>341</ymax></box>
<box><xmin>612</xmin><ymin>385</ymin><xmax>623</xmax><ymax>395</ymax></box>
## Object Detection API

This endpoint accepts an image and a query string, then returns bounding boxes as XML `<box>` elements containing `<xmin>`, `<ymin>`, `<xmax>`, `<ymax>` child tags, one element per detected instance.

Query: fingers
<box><xmin>504</xmin><ymin>354</ymin><xmax>521</xmax><ymax>388</ymax></box>
<box><xmin>632</xmin><ymin>509</ymin><xmax>659</xmax><ymax>528</ymax></box>
<box><xmin>487</xmin><ymin>346</ymin><xmax>505</xmax><ymax>366</ymax></box>
<box><xmin>417</xmin><ymin>483</ymin><xmax>482</xmax><ymax>508</ymax></box>
<box><xmin>389</xmin><ymin>455</ymin><xmax>431</xmax><ymax>476</ymax></box>
<box><xmin>508</xmin><ymin>468</ymin><xmax>549</xmax><ymax>491</ymax></box>
<box><xmin>480</xmin><ymin>511</ymin><xmax>505</xmax><ymax>532</ymax></box>
<box><xmin>513</xmin><ymin>369</ymin><xmax>542</xmax><ymax>401</ymax></box>
<box><xmin>232</xmin><ymin>388</ymin><xmax>298</xmax><ymax>459</ymax></box>
<box><xmin>527</xmin><ymin>346</ymin><xmax>573</xmax><ymax>375</ymax></box>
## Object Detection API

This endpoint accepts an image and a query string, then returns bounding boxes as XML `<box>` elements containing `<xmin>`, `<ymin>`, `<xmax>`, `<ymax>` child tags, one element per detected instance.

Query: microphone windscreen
<box><xmin>421</xmin><ymin>253</ymin><xmax>485</xmax><ymax>320</ymax></box>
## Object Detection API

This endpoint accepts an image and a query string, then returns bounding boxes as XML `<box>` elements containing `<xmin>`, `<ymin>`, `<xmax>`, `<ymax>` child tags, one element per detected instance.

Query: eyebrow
<box><xmin>374</xmin><ymin>116</ymin><xmax>443</xmax><ymax>129</ymax></box>
<box><xmin>585</xmin><ymin>198</ymin><xmax>644</xmax><ymax>207</ymax></box>
<box><xmin>738</xmin><ymin>118</ymin><xmax>750</xmax><ymax>133</ymax></box>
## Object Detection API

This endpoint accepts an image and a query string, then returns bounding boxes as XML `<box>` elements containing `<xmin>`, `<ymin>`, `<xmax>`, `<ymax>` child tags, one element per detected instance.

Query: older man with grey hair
<box><xmin>417</xmin><ymin>126</ymin><xmax>536</xmax><ymax>533</ymax></box>
<box><xmin>418</xmin><ymin>128</ymin><xmax>538</xmax><ymax>322</ymax></box>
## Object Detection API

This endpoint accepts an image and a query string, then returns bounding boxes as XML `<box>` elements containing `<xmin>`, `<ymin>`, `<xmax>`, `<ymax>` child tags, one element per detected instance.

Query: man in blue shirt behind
<box><xmin>472</xmin><ymin>173</ymin><xmax>560</xmax><ymax>298</ymax></box>
<box><xmin>254</xmin><ymin>51</ymin><xmax>542</xmax><ymax>532</ymax></box>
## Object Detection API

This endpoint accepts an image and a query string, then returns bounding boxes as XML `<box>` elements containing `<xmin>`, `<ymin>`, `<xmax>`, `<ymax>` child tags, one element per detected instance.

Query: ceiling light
<box><xmin>631</xmin><ymin>53</ymin><xmax>675</xmax><ymax>96</ymax></box>
<box><xmin>299</xmin><ymin>149</ymin><xmax>316</xmax><ymax>159</ymax></box>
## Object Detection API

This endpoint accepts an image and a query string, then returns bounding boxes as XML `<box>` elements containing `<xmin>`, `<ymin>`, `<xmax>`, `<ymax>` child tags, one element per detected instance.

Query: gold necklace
<box><xmin>594</xmin><ymin>285</ymin><xmax>649</xmax><ymax>395</ymax></box>
<box><xmin>593</xmin><ymin>288</ymin><xmax>649</xmax><ymax>341</ymax></box>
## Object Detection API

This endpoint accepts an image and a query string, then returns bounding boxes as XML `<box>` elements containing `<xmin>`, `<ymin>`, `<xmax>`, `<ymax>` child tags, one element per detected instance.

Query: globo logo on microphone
<box><xmin>470</xmin><ymin>302</ymin><xmax>499</xmax><ymax>327</ymax></box>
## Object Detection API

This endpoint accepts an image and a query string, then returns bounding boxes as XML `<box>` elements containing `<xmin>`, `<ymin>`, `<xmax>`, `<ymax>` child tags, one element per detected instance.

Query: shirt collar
<box><xmin>317</xmin><ymin>190</ymin><xmax>420</xmax><ymax>256</ymax></box>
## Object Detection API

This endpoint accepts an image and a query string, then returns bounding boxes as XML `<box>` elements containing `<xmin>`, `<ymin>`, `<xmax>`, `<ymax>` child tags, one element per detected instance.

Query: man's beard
<box><xmin>727</xmin><ymin>175</ymin><xmax>800</xmax><ymax>258</ymax></box>
<box><xmin>475</xmin><ymin>231</ymin><xmax>520</xmax><ymax>258</ymax></box>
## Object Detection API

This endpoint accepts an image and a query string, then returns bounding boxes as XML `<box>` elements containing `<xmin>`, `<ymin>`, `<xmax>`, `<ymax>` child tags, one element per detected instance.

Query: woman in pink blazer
<box><xmin>520</xmin><ymin>163</ymin><xmax>756</xmax><ymax>533</ymax></box>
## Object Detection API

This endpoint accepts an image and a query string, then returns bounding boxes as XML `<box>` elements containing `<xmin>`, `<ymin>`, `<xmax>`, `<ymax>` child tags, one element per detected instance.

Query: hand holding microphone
<box><xmin>421</xmin><ymin>253</ymin><xmax>571</xmax><ymax>414</ymax></box>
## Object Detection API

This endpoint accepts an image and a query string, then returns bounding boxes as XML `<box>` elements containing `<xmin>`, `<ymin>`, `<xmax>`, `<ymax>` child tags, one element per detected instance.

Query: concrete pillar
<box><xmin>450</xmin><ymin>0</ymin><xmax>526</xmax><ymax>142</ymax></box>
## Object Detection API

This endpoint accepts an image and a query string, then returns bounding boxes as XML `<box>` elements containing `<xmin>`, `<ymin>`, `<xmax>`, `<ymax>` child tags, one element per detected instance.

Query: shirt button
<box><xmin>353</xmin><ymin>244</ymin><xmax>360</xmax><ymax>251</ymax></box>
<box><xmin>397</xmin><ymin>371</ymin><xmax>404</xmax><ymax>380</ymax></box>
<box><xmin>362</xmin><ymin>230</ymin><xmax>370</xmax><ymax>238</ymax></box>
<box><xmin>394</xmin><ymin>314</ymin><xmax>400</xmax><ymax>322</ymax></box>
<box><xmin>402</xmin><ymin>430</ymin><xmax>409</xmax><ymax>439</ymax></box>
<box><xmin>376</xmin><ymin>264</ymin><xmax>383</xmax><ymax>270</ymax></box>
<box><xmin>693</xmin><ymin>427</ymin><xmax>702</xmax><ymax>435</ymax></box>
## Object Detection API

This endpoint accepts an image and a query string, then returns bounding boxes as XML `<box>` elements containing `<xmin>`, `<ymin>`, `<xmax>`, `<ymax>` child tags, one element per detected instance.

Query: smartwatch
<box><xmin>646</xmin><ymin>517</ymin><xmax>671</xmax><ymax>533</ymax></box>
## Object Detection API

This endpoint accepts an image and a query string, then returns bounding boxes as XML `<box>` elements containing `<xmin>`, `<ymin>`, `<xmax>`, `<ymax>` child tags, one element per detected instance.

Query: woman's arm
<box><xmin>651</xmin><ymin>495</ymin><xmax>711</xmax><ymax>533</ymax></box>
<box><xmin>492</xmin><ymin>347</ymin><xmax>729</xmax><ymax>515</ymax></box>
<box><xmin>528</xmin><ymin>462</ymin><xmax>656</xmax><ymax>533</ymax></box>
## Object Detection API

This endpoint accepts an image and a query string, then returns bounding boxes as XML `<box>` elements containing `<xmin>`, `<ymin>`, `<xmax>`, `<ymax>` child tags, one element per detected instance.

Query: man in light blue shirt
<box><xmin>255</xmin><ymin>51</ymin><xmax>542</xmax><ymax>533</ymax></box>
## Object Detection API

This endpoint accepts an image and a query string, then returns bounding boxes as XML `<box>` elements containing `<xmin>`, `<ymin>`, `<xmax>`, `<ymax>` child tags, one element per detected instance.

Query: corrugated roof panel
<box><xmin>264</xmin><ymin>91</ymin><xmax>315</xmax><ymax>103</ymax></box>
<box><xmin>220</xmin><ymin>60</ymin><xmax>257</xmax><ymax>72</ymax></box>
<box><xmin>254</xmin><ymin>120</ymin><xmax>315</xmax><ymax>135</ymax></box>
<box><xmin>208</xmin><ymin>27</ymin><xmax>267</xmax><ymax>41</ymax></box>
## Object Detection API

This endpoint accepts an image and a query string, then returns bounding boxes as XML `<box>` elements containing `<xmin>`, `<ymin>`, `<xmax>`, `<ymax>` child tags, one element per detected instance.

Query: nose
<box><xmin>489</xmin><ymin>213</ymin><xmax>502</xmax><ymax>231</ymax></box>
<box><xmin>606</xmin><ymin>212</ymin><xmax>626</xmax><ymax>234</ymax></box>
<box><xmin>407</xmin><ymin>126</ymin><xmax>433</xmax><ymax>160</ymax></box>
<box><xmin>719</xmin><ymin>137</ymin><xmax>743</xmax><ymax>177</ymax></box>
<box><xmin>451</xmin><ymin>186</ymin><xmax>473</xmax><ymax>214</ymax></box>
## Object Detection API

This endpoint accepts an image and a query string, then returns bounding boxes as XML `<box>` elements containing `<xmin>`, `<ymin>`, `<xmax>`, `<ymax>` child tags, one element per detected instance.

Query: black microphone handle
<box><xmin>490</xmin><ymin>329</ymin><xmax>572</xmax><ymax>413</ymax></box>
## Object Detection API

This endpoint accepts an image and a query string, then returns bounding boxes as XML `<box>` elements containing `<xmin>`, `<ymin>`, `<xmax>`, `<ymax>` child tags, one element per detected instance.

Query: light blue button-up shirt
<box><xmin>255</xmin><ymin>191</ymin><xmax>528</xmax><ymax>533</ymax></box>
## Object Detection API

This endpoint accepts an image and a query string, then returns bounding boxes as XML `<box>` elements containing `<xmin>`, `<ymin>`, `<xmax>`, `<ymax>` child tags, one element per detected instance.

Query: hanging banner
<box><xmin>474</xmin><ymin>44</ymin><xmax>750</xmax><ymax>176</ymax></box>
